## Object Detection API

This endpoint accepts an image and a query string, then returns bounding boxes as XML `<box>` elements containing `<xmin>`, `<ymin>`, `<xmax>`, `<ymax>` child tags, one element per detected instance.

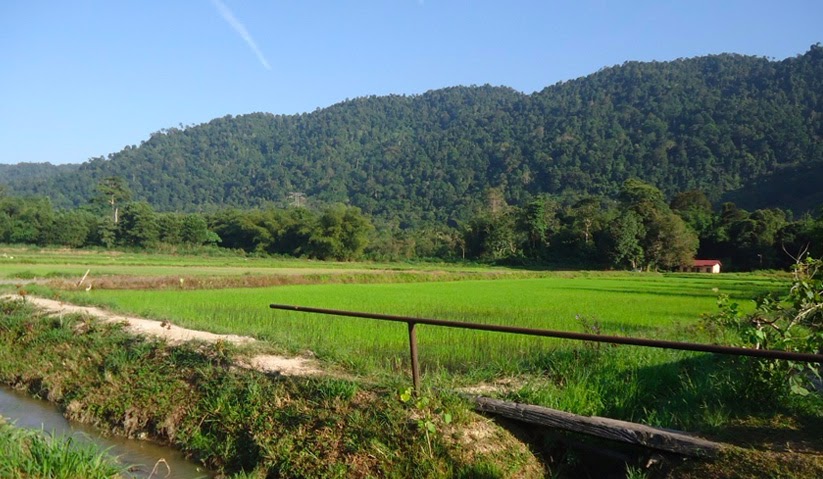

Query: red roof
<box><xmin>693</xmin><ymin>259</ymin><xmax>721</xmax><ymax>267</ymax></box>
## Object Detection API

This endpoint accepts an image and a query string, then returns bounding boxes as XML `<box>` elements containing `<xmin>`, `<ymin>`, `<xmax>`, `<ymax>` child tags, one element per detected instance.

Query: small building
<box><xmin>679</xmin><ymin>259</ymin><xmax>722</xmax><ymax>273</ymax></box>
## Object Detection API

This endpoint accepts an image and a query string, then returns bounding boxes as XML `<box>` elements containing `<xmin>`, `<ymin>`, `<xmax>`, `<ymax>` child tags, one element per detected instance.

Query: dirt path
<box><xmin>2</xmin><ymin>295</ymin><xmax>323</xmax><ymax>377</ymax></box>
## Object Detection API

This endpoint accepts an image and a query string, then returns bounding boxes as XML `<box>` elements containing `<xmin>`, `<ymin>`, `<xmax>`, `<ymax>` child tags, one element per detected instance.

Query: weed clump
<box><xmin>0</xmin><ymin>417</ymin><xmax>125</xmax><ymax>479</ymax></box>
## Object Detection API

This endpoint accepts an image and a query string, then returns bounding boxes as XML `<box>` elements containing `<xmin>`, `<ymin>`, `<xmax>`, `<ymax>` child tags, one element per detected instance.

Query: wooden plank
<box><xmin>471</xmin><ymin>395</ymin><xmax>725</xmax><ymax>457</ymax></box>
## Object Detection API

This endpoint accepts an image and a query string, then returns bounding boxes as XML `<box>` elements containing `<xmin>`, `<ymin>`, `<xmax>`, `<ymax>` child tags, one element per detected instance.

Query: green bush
<box><xmin>703</xmin><ymin>256</ymin><xmax>822</xmax><ymax>396</ymax></box>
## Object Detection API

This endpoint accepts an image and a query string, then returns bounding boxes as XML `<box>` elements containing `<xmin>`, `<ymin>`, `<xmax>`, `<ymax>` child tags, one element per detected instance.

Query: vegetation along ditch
<box><xmin>0</xmin><ymin>385</ymin><xmax>210</xmax><ymax>478</ymax></box>
<box><xmin>0</xmin><ymin>298</ymin><xmax>543</xmax><ymax>478</ymax></box>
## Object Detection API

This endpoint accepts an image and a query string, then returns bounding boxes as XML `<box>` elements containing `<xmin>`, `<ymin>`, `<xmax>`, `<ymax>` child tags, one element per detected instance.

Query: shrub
<box><xmin>703</xmin><ymin>257</ymin><xmax>822</xmax><ymax>395</ymax></box>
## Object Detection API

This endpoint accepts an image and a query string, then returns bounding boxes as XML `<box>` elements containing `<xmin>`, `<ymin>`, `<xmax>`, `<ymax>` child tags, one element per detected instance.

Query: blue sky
<box><xmin>1</xmin><ymin>0</ymin><xmax>821</xmax><ymax>165</ymax></box>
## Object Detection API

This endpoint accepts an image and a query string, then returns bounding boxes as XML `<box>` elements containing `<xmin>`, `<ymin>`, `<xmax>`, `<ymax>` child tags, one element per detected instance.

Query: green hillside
<box><xmin>6</xmin><ymin>45</ymin><xmax>822</xmax><ymax>224</ymax></box>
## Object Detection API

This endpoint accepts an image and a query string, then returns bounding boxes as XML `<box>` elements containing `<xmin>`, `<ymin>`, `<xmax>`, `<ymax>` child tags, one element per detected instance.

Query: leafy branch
<box><xmin>703</xmin><ymin>257</ymin><xmax>823</xmax><ymax>395</ymax></box>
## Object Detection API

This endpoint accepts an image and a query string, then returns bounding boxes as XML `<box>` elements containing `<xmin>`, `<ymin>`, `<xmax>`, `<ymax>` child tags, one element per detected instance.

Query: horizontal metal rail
<box><xmin>269</xmin><ymin>303</ymin><xmax>823</xmax><ymax>390</ymax></box>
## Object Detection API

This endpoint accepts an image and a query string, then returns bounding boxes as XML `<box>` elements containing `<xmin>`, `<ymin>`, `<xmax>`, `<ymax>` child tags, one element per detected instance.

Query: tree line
<box><xmin>0</xmin><ymin>179</ymin><xmax>373</xmax><ymax>261</ymax></box>
<box><xmin>2</xmin><ymin>178</ymin><xmax>821</xmax><ymax>270</ymax></box>
<box><xmin>450</xmin><ymin>182</ymin><xmax>823</xmax><ymax>271</ymax></box>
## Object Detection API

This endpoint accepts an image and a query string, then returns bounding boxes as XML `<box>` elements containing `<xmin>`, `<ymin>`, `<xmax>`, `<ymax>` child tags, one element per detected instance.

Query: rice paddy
<box><xmin>3</xmin><ymin>249</ymin><xmax>821</xmax><ymax>477</ymax></box>
<box><xmin>59</xmin><ymin>272</ymin><xmax>784</xmax><ymax>379</ymax></box>
<box><xmin>0</xmin><ymin>248</ymin><xmax>503</xmax><ymax>280</ymax></box>
<box><xmin>2</xmin><ymin>248</ymin><xmax>807</xmax><ymax>426</ymax></box>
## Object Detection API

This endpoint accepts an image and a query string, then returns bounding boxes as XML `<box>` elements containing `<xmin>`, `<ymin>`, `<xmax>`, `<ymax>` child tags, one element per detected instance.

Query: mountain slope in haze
<box><xmin>7</xmin><ymin>44</ymin><xmax>822</xmax><ymax>224</ymax></box>
<box><xmin>0</xmin><ymin>163</ymin><xmax>79</xmax><ymax>187</ymax></box>
<box><xmin>722</xmin><ymin>161</ymin><xmax>823</xmax><ymax>214</ymax></box>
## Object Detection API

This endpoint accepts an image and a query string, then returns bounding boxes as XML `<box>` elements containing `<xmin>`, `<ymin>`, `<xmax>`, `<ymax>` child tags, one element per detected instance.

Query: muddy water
<box><xmin>0</xmin><ymin>386</ymin><xmax>213</xmax><ymax>478</ymax></box>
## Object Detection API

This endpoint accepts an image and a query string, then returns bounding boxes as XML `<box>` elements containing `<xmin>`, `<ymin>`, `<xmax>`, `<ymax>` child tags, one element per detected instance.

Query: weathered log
<box><xmin>471</xmin><ymin>395</ymin><xmax>725</xmax><ymax>457</ymax></box>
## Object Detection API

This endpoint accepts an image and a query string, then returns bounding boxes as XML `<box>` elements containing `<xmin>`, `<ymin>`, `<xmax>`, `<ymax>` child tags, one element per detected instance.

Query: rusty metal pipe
<box><xmin>269</xmin><ymin>303</ymin><xmax>823</xmax><ymax>364</ymax></box>
<box><xmin>408</xmin><ymin>322</ymin><xmax>420</xmax><ymax>391</ymax></box>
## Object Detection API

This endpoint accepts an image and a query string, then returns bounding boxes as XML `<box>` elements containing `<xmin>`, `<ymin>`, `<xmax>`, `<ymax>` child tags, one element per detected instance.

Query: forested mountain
<box><xmin>6</xmin><ymin>45</ymin><xmax>822</xmax><ymax>225</ymax></box>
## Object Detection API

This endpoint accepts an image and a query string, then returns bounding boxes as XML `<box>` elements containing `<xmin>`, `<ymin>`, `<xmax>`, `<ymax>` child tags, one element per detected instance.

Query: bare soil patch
<box><xmin>2</xmin><ymin>295</ymin><xmax>322</xmax><ymax>377</ymax></box>
<box><xmin>458</xmin><ymin>376</ymin><xmax>527</xmax><ymax>396</ymax></box>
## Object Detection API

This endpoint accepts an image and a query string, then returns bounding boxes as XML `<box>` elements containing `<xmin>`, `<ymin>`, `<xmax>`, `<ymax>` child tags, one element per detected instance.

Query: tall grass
<box><xmin>0</xmin><ymin>418</ymin><xmax>124</xmax><ymax>479</ymax></box>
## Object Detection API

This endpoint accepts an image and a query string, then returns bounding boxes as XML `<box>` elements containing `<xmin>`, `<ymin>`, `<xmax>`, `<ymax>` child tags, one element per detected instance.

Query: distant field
<box><xmin>0</xmin><ymin>247</ymin><xmax>510</xmax><ymax>283</ymax></box>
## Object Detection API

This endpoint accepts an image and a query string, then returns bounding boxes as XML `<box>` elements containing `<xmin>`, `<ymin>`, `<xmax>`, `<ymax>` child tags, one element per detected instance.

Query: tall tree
<box><xmin>118</xmin><ymin>202</ymin><xmax>159</xmax><ymax>248</ymax></box>
<box><xmin>307</xmin><ymin>205</ymin><xmax>374</xmax><ymax>260</ymax></box>
<box><xmin>619</xmin><ymin>179</ymin><xmax>698</xmax><ymax>270</ymax></box>
<box><xmin>95</xmin><ymin>176</ymin><xmax>132</xmax><ymax>224</ymax></box>
<box><xmin>608</xmin><ymin>210</ymin><xmax>645</xmax><ymax>270</ymax></box>
<box><xmin>180</xmin><ymin>214</ymin><xmax>212</xmax><ymax>246</ymax></box>
<box><xmin>518</xmin><ymin>195</ymin><xmax>560</xmax><ymax>257</ymax></box>
<box><xmin>670</xmin><ymin>190</ymin><xmax>713</xmax><ymax>237</ymax></box>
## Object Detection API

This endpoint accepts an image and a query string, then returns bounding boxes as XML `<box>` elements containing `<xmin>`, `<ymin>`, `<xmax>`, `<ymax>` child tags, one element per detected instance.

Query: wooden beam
<box><xmin>471</xmin><ymin>396</ymin><xmax>725</xmax><ymax>457</ymax></box>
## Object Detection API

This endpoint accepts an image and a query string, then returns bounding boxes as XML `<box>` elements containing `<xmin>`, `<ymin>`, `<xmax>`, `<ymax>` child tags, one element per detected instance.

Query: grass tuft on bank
<box><xmin>0</xmin><ymin>417</ymin><xmax>124</xmax><ymax>479</ymax></box>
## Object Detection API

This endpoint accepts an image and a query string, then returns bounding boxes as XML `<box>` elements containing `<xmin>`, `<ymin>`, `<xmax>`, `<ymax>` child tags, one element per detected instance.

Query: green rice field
<box><xmin>6</xmin><ymin>249</ymin><xmax>810</xmax><ymax>429</ymax></box>
<box><xmin>51</xmin><ymin>269</ymin><xmax>799</xmax><ymax>428</ymax></box>
<box><xmin>2</xmin><ymin>251</ymin><xmax>821</xmax><ymax>479</ymax></box>
<box><xmin>64</xmin><ymin>273</ymin><xmax>783</xmax><ymax>377</ymax></box>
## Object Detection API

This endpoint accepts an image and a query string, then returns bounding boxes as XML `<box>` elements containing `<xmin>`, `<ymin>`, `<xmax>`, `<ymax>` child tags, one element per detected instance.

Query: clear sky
<box><xmin>1</xmin><ymin>0</ymin><xmax>821</xmax><ymax>165</ymax></box>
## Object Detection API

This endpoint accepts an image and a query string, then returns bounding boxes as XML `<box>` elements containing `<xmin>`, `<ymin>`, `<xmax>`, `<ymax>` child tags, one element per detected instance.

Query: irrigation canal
<box><xmin>0</xmin><ymin>385</ymin><xmax>212</xmax><ymax>478</ymax></box>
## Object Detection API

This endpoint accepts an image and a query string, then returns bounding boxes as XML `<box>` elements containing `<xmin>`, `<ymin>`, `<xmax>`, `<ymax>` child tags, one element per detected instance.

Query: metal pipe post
<box><xmin>408</xmin><ymin>322</ymin><xmax>421</xmax><ymax>392</ymax></box>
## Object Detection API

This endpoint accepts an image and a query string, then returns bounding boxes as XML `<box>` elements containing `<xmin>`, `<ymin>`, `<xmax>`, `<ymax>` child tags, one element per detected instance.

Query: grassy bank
<box><xmin>0</xmin><ymin>298</ymin><xmax>542</xmax><ymax>478</ymax></box>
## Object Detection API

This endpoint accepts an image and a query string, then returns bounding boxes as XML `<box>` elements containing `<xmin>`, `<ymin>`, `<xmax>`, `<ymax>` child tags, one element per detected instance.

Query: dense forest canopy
<box><xmin>3</xmin><ymin>45</ymin><xmax>822</xmax><ymax>227</ymax></box>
